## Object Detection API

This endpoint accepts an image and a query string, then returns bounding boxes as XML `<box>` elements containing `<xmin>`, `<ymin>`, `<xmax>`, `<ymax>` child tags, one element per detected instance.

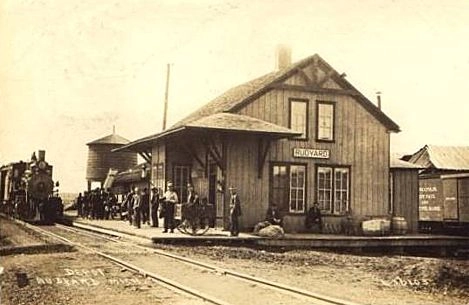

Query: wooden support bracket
<box><xmin>257</xmin><ymin>137</ymin><xmax>271</xmax><ymax>178</ymax></box>
<box><xmin>201</xmin><ymin>137</ymin><xmax>225</xmax><ymax>174</ymax></box>
<box><xmin>139</xmin><ymin>152</ymin><xmax>151</xmax><ymax>163</ymax></box>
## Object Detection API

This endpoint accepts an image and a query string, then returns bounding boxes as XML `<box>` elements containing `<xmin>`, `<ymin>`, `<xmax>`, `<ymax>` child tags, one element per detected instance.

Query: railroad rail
<box><xmin>19</xmin><ymin>220</ymin><xmax>362</xmax><ymax>305</ymax></box>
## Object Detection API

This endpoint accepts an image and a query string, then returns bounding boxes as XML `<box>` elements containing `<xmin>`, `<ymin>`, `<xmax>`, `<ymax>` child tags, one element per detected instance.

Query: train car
<box><xmin>418</xmin><ymin>174</ymin><xmax>469</xmax><ymax>235</ymax></box>
<box><xmin>0</xmin><ymin>150</ymin><xmax>63</xmax><ymax>224</ymax></box>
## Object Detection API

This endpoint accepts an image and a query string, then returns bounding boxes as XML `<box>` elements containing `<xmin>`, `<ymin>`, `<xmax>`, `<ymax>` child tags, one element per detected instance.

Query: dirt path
<box><xmin>1</xmin><ymin>252</ymin><xmax>206</xmax><ymax>305</ymax></box>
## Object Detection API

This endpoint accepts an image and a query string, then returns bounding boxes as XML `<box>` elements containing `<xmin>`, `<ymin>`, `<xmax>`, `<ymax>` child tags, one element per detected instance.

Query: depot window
<box><xmin>316</xmin><ymin>166</ymin><xmax>350</xmax><ymax>214</ymax></box>
<box><xmin>289</xmin><ymin>99</ymin><xmax>308</xmax><ymax>139</ymax></box>
<box><xmin>271</xmin><ymin>163</ymin><xmax>306</xmax><ymax>213</ymax></box>
<box><xmin>316</xmin><ymin>101</ymin><xmax>335</xmax><ymax>141</ymax></box>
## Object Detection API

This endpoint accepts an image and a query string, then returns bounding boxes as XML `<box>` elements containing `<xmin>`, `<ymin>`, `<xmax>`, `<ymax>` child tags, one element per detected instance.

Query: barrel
<box><xmin>391</xmin><ymin>216</ymin><xmax>408</xmax><ymax>235</ymax></box>
<box><xmin>362</xmin><ymin>219</ymin><xmax>391</xmax><ymax>236</ymax></box>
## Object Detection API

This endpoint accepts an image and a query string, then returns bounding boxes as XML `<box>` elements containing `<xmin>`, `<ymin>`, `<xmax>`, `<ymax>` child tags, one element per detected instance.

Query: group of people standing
<box><xmin>123</xmin><ymin>182</ymin><xmax>179</xmax><ymax>232</ymax></box>
<box><xmin>75</xmin><ymin>182</ymin><xmax>244</xmax><ymax>237</ymax></box>
<box><xmin>76</xmin><ymin>188</ymin><xmax>118</xmax><ymax>220</ymax></box>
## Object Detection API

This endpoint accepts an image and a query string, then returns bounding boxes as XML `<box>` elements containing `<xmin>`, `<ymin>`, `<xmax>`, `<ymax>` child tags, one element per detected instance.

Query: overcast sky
<box><xmin>1</xmin><ymin>0</ymin><xmax>468</xmax><ymax>192</ymax></box>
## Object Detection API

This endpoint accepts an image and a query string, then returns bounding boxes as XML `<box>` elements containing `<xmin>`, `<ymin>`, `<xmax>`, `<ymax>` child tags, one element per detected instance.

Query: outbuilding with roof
<box><xmin>407</xmin><ymin>145</ymin><xmax>469</xmax><ymax>233</ymax></box>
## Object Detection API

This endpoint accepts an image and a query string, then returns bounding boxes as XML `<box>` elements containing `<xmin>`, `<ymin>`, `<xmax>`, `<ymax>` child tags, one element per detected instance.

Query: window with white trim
<box><xmin>289</xmin><ymin>99</ymin><xmax>308</xmax><ymax>139</ymax></box>
<box><xmin>152</xmin><ymin>163</ymin><xmax>165</xmax><ymax>190</ymax></box>
<box><xmin>317</xmin><ymin>166</ymin><xmax>350</xmax><ymax>214</ymax></box>
<box><xmin>317</xmin><ymin>102</ymin><xmax>334</xmax><ymax>141</ymax></box>
<box><xmin>290</xmin><ymin>165</ymin><xmax>306</xmax><ymax>212</ymax></box>
<box><xmin>271</xmin><ymin>164</ymin><xmax>306</xmax><ymax>213</ymax></box>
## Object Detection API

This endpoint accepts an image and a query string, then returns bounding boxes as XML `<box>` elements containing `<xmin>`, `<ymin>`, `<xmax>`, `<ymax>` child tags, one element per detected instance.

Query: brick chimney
<box><xmin>276</xmin><ymin>44</ymin><xmax>291</xmax><ymax>70</ymax></box>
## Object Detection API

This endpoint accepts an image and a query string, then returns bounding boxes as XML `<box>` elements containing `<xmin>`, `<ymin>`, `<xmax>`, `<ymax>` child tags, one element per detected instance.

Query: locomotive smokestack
<box><xmin>38</xmin><ymin>150</ymin><xmax>45</xmax><ymax>161</ymax></box>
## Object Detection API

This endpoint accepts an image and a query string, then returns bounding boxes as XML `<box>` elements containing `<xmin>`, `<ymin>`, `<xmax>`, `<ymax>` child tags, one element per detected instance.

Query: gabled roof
<box><xmin>390</xmin><ymin>158</ymin><xmax>423</xmax><ymax>169</ymax></box>
<box><xmin>185</xmin><ymin>113</ymin><xmax>301</xmax><ymax>136</ymax></box>
<box><xmin>408</xmin><ymin>145</ymin><xmax>469</xmax><ymax>170</ymax></box>
<box><xmin>87</xmin><ymin>133</ymin><xmax>131</xmax><ymax>145</ymax></box>
<box><xmin>117</xmin><ymin>53</ymin><xmax>400</xmax><ymax>153</ymax></box>
<box><xmin>171</xmin><ymin>53</ymin><xmax>400</xmax><ymax>132</ymax></box>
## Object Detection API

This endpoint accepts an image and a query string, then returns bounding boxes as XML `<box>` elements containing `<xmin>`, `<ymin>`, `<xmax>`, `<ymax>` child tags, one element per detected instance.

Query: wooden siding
<box><xmin>459</xmin><ymin>178</ymin><xmax>469</xmax><ymax>222</ymax></box>
<box><xmin>147</xmin><ymin>61</ymin><xmax>394</xmax><ymax>231</ymax></box>
<box><xmin>86</xmin><ymin>145</ymin><xmax>137</xmax><ymax>181</ymax></box>
<box><xmin>151</xmin><ymin>143</ymin><xmax>166</xmax><ymax>189</ymax></box>
<box><xmin>237</xmin><ymin>67</ymin><xmax>390</xmax><ymax>219</ymax></box>
<box><xmin>225</xmin><ymin>134</ymin><xmax>270</xmax><ymax>229</ymax></box>
<box><xmin>391</xmin><ymin>169</ymin><xmax>420</xmax><ymax>233</ymax></box>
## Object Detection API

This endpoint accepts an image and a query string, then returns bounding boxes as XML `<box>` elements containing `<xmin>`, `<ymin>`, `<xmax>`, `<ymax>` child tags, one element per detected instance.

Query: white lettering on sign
<box><xmin>293</xmin><ymin>148</ymin><xmax>330</xmax><ymax>159</ymax></box>
<box><xmin>419</xmin><ymin>194</ymin><xmax>436</xmax><ymax>200</ymax></box>
<box><xmin>419</xmin><ymin>186</ymin><xmax>437</xmax><ymax>192</ymax></box>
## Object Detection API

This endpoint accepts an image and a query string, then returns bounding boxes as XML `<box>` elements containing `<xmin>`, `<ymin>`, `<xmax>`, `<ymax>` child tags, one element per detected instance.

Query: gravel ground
<box><xmin>0</xmin><ymin>218</ymin><xmax>52</xmax><ymax>247</ymax></box>
<box><xmin>151</xmin><ymin>244</ymin><xmax>469</xmax><ymax>305</ymax></box>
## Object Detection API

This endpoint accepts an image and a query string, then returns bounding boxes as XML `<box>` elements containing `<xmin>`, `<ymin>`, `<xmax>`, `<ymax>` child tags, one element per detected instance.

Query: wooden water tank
<box><xmin>86</xmin><ymin>133</ymin><xmax>137</xmax><ymax>184</ymax></box>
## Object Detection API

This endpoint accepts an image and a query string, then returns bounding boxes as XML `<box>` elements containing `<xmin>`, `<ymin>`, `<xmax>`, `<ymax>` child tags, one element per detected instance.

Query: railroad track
<box><xmin>23</xmin><ymin>220</ymin><xmax>362</xmax><ymax>305</ymax></box>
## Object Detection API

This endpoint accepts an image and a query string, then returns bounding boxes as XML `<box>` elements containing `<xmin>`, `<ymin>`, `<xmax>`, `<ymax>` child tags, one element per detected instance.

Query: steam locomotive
<box><xmin>0</xmin><ymin>150</ymin><xmax>63</xmax><ymax>224</ymax></box>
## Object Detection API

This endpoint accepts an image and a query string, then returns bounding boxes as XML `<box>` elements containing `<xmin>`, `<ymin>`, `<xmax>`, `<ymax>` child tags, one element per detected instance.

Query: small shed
<box><xmin>86</xmin><ymin>131</ymin><xmax>137</xmax><ymax>190</ymax></box>
<box><xmin>390</xmin><ymin>158</ymin><xmax>423</xmax><ymax>233</ymax></box>
<box><xmin>407</xmin><ymin>145</ymin><xmax>469</xmax><ymax>232</ymax></box>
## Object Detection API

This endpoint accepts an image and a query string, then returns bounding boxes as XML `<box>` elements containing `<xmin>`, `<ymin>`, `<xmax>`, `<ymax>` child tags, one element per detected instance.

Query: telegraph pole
<box><xmin>162</xmin><ymin>64</ymin><xmax>171</xmax><ymax>130</ymax></box>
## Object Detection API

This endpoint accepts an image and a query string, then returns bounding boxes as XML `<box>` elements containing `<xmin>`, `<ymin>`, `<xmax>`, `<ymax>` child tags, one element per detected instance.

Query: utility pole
<box><xmin>162</xmin><ymin>63</ymin><xmax>171</xmax><ymax>130</ymax></box>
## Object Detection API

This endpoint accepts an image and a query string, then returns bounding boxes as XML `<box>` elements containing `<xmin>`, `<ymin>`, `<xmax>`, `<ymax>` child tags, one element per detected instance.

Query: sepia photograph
<box><xmin>1</xmin><ymin>1</ymin><xmax>468</xmax><ymax>304</ymax></box>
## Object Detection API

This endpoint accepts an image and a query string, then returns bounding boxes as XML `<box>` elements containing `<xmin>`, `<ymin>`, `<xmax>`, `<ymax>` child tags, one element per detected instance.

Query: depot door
<box><xmin>173</xmin><ymin>164</ymin><xmax>191</xmax><ymax>203</ymax></box>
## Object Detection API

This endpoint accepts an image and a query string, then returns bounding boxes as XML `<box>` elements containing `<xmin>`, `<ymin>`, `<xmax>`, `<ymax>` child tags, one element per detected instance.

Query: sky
<box><xmin>1</xmin><ymin>0</ymin><xmax>468</xmax><ymax>192</ymax></box>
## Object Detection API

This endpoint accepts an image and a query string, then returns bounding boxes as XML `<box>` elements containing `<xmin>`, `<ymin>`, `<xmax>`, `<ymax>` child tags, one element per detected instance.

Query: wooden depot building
<box><xmin>116</xmin><ymin>52</ymin><xmax>400</xmax><ymax>233</ymax></box>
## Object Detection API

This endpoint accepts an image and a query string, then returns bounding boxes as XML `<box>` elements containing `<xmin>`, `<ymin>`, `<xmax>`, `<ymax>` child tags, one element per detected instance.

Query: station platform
<box><xmin>64</xmin><ymin>211</ymin><xmax>469</xmax><ymax>255</ymax></box>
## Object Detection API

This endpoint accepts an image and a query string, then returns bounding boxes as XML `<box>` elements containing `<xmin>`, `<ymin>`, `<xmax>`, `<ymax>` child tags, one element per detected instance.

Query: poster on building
<box><xmin>419</xmin><ymin>179</ymin><xmax>443</xmax><ymax>221</ymax></box>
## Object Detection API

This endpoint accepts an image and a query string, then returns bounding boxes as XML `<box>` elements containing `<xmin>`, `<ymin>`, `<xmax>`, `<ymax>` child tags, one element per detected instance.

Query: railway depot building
<box><xmin>117</xmin><ymin>53</ymin><xmax>400</xmax><ymax>233</ymax></box>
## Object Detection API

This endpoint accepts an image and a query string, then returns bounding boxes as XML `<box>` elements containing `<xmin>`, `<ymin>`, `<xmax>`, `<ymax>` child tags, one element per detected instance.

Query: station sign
<box><xmin>293</xmin><ymin>148</ymin><xmax>330</xmax><ymax>159</ymax></box>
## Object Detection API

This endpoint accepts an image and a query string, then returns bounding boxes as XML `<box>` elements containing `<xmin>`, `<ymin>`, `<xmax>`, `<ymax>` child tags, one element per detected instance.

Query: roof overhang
<box><xmin>113</xmin><ymin>113</ymin><xmax>301</xmax><ymax>153</ymax></box>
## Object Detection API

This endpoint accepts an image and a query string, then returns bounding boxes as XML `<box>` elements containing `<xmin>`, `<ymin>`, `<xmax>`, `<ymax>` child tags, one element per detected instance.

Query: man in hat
<box><xmin>125</xmin><ymin>189</ymin><xmax>134</xmax><ymax>225</ymax></box>
<box><xmin>265</xmin><ymin>203</ymin><xmax>283</xmax><ymax>227</ymax></box>
<box><xmin>150</xmin><ymin>187</ymin><xmax>160</xmax><ymax>227</ymax></box>
<box><xmin>132</xmin><ymin>187</ymin><xmax>141</xmax><ymax>229</ymax></box>
<box><xmin>229</xmin><ymin>186</ymin><xmax>242</xmax><ymax>236</ymax></box>
<box><xmin>162</xmin><ymin>182</ymin><xmax>178</xmax><ymax>233</ymax></box>
<box><xmin>305</xmin><ymin>202</ymin><xmax>322</xmax><ymax>233</ymax></box>
<box><xmin>140</xmin><ymin>188</ymin><xmax>150</xmax><ymax>225</ymax></box>
<box><xmin>185</xmin><ymin>183</ymin><xmax>200</xmax><ymax>231</ymax></box>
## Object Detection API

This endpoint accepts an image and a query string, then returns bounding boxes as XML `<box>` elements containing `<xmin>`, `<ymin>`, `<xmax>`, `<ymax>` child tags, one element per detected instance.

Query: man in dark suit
<box><xmin>150</xmin><ymin>187</ymin><xmax>160</xmax><ymax>227</ymax></box>
<box><xmin>229</xmin><ymin>186</ymin><xmax>242</xmax><ymax>236</ymax></box>
<box><xmin>305</xmin><ymin>202</ymin><xmax>322</xmax><ymax>233</ymax></box>
<box><xmin>141</xmin><ymin>188</ymin><xmax>150</xmax><ymax>225</ymax></box>
<box><xmin>265</xmin><ymin>203</ymin><xmax>283</xmax><ymax>227</ymax></box>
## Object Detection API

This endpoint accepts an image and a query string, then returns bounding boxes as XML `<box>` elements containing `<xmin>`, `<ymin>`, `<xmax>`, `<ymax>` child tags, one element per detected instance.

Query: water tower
<box><xmin>86</xmin><ymin>129</ymin><xmax>137</xmax><ymax>190</ymax></box>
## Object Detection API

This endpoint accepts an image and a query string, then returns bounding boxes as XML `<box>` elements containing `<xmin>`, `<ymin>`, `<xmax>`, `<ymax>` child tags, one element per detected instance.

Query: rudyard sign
<box><xmin>293</xmin><ymin>148</ymin><xmax>330</xmax><ymax>159</ymax></box>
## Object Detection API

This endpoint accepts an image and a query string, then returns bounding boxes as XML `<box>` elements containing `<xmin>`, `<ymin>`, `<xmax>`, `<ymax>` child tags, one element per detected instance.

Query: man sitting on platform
<box><xmin>305</xmin><ymin>202</ymin><xmax>322</xmax><ymax>233</ymax></box>
<box><xmin>265</xmin><ymin>203</ymin><xmax>283</xmax><ymax>227</ymax></box>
